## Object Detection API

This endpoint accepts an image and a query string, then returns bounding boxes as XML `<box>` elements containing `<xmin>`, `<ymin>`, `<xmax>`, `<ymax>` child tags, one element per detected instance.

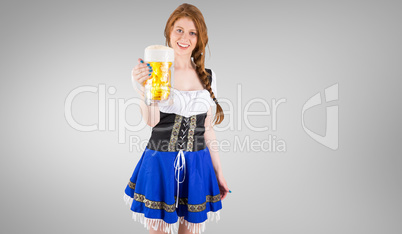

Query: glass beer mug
<box><xmin>143</xmin><ymin>45</ymin><xmax>174</xmax><ymax>106</ymax></box>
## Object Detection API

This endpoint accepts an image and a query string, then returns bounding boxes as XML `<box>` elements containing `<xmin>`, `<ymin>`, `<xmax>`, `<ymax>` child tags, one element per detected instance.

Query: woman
<box><xmin>124</xmin><ymin>3</ymin><xmax>229</xmax><ymax>234</ymax></box>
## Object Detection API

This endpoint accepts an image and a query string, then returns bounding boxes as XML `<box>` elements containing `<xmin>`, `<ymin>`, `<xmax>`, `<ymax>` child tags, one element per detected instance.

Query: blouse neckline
<box><xmin>172</xmin><ymin>87</ymin><xmax>207</xmax><ymax>92</ymax></box>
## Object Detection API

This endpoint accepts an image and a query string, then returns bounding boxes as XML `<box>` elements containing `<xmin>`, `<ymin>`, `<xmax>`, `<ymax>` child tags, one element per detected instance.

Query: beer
<box><xmin>143</xmin><ymin>45</ymin><xmax>174</xmax><ymax>105</ymax></box>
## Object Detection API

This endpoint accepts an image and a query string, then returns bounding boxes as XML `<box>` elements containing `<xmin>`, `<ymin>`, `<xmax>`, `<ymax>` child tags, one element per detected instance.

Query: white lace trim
<box><xmin>123</xmin><ymin>194</ymin><xmax>221</xmax><ymax>234</ymax></box>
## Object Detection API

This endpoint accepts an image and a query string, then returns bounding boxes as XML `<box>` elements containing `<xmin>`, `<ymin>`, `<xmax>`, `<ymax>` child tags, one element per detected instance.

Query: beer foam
<box><xmin>144</xmin><ymin>45</ymin><xmax>174</xmax><ymax>62</ymax></box>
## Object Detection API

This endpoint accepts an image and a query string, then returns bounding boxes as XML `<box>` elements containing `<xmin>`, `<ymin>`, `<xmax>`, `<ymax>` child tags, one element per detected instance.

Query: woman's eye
<box><xmin>190</xmin><ymin>32</ymin><xmax>197</xmax><ymax>36</ymax></box>
<box><xmin>177</xmin><ymin>29</ymin><xmax>182</xmax><ymax>33</ymax></box>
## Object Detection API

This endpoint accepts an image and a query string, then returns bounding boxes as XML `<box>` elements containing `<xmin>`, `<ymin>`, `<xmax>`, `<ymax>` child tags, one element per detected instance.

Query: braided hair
<box><xmin>164</xmin><ymin>3</ymin><xmax>224</xmax><ymax>125</ymax></box>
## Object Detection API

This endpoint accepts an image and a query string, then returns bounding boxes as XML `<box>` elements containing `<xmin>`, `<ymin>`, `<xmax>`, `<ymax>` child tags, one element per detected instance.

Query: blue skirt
<box><xmin>123</xmin><ymin>146</ymin><xmax>222</xmax><ymax>233</ymax></box>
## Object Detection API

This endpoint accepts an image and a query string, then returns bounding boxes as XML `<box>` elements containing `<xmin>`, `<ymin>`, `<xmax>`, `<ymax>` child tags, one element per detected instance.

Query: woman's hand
<box><xmin>216</xmin><ymin>173</ymin><xmax>230</xmax><ymax>200</ymax></box>
<box><xmin>131</xmin><ymin>58</ymin><xmax>153</xmax><ymax>97</ymax></box>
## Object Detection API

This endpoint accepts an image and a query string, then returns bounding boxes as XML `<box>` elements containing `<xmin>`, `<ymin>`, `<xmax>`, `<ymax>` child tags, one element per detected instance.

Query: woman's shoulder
<box><xmin>204</xmin><ymin>68</ymin><xmax>217</xmax><ymax>97</ymax></box>
<box><xmin>205</xmin><ymin>68</ymin><xmax>215</xmax><ymax>85</ymax></box>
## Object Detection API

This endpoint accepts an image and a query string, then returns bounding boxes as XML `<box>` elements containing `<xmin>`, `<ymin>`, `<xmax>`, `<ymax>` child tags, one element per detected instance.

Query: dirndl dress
<box><xmin>123</xmin><ymin>69</ymin><xmax>222</xmax><ymax>234</ymax></box>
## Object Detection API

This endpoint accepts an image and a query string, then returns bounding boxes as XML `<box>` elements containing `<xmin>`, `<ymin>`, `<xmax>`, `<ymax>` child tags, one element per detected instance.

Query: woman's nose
<box><xmin>180</xmin><ymin>33</ymin><xmax>188</xmax><ymax>40</ymax></box>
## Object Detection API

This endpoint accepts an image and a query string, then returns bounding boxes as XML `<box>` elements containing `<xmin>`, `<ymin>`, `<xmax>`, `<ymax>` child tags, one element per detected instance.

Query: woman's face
<box><xmin>169</xmin><ymin>17</ymin><xmax>198</xmax><ymax>57</ymax></box>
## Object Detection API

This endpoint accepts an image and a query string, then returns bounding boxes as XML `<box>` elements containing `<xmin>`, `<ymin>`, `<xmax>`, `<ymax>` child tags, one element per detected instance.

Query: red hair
<box><xmin>164</xmin><ymin>3</ymin><xmax>224</xmax><ymax>125</ymax></box>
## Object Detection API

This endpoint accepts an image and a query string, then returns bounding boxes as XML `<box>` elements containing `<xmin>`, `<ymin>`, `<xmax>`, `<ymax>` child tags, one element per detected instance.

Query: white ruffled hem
<box><xmin>123</xmin><ymin>194</ymin><xmax>221</xmax><ymax>234</ymax></box>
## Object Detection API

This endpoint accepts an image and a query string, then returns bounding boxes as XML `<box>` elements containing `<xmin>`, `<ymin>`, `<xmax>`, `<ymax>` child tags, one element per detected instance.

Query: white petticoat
<box><xmin>124</xmin><ymin>194</ymin><xmax>221</xmax><ymax>234</ymax></box>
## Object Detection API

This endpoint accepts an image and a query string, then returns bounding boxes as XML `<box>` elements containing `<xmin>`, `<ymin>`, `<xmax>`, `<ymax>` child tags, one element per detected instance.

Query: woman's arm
<box><xmin>138</xmin><ymin>86</ymin><xmax>160</xmax><ymax>128</ymax></box>
<box><xmin>131</xmin><ymin>58</ymin><xmax>160</xmax><ymax>127</ymax></box>
<box><xmin>204</xmin><ymin>106</ymin><xmax>223</xmax><ymax>177</ymax></box>
<box><xmin>205</xmin><ymin>106</ymin><xmax>229</xmax><ymax>199</ymax></box>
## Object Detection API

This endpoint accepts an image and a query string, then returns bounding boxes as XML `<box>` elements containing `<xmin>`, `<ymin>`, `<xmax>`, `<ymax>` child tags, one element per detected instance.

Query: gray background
<box><xmin>1</xmin><ymin>0</ymin><xmax>401</xmax><ymax>233</ymax></box>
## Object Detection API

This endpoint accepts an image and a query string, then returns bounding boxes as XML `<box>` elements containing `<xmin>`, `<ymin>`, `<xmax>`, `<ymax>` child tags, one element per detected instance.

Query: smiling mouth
<box><xmin>177</xmin><ymin>42</ymin><xmax>190</xmax><ymax>48</ymax></box>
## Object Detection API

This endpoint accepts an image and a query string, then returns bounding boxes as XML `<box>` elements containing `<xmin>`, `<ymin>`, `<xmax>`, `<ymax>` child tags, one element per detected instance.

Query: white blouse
<box><xmin>158</xmin><ymin>69</ymin><xmax>218</xmax><ymax>118</ymax></box>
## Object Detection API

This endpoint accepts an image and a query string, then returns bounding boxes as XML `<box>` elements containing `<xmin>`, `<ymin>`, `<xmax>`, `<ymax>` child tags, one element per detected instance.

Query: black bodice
<box><xmin>146</xmin><ymin>111</ymin><xmax>208</xmax><ymax>152</ymax></box>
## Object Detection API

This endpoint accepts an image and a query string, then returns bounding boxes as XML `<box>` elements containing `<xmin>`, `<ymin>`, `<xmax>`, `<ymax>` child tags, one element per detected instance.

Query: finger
<box><xmin>133</xmin><ymin>65</ymin><xmax>148</xmax><ymax>76</ymax></box>
<box><xmin>136</xmin><ymin>65</ymin><xmax>152</xmax><ymax>76</ymax></box>
<box><xmin>138</xmin><ymin>58</ymin><xmax>152</xmax><ymax>69</ymax></box>
<box><xmin>144</xmin><ymin>65</ymin><xmax>153</xmax><ymax>74</ymax></box>
<box><xmin>133</xmin><ymin>69</ymin><xmax>150</xmax><ymax>83</ymax></box>
<box><xmin>223</xmin><ymin>191</ymin><xmax>228</xmax><ymax>200</ymax></box>
<box><xmin>132</xmin><ymin>67</ymin><xmax>141</xmax><ymax>80</ymax></box>
<box><xmin>139</xmin><ymin>74</ymin><xmax>151</xmax><ymax>84</ymax></box>
<box><xmin>136</xmin><ymin>72</ymin><xmax>149</xmax><ymax>84</ymax></box>
<box><xmin>139</xmin><ymin>68</ymin><xmax>152</xmax><ymax>79</ymax></box>
<box><xmin>133</xmin><ymin>60</ymin><xmax>150</xmax><ymax>75</ymax></box>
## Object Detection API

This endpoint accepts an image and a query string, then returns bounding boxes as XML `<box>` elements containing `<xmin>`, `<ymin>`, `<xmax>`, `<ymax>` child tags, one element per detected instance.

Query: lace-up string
<box><xmin>174</xmin><ymin>149</ymin><xmax>186</xmax><ymax>208</ymax></box>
